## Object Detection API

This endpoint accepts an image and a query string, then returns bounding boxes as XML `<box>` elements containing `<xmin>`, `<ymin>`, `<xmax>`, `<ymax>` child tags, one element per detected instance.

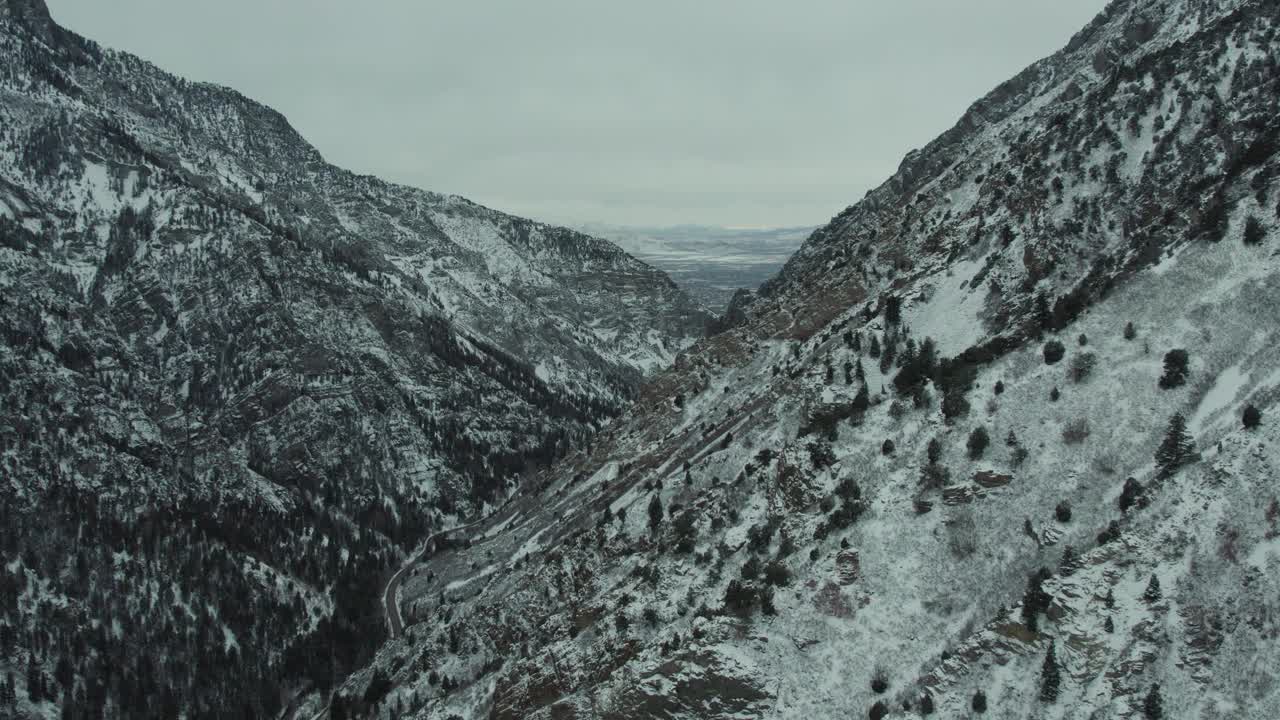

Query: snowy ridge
<box><xmin>333</xmin><ymin>1</ymin><xmax>1280</xmax><ymax>718</ymax></box>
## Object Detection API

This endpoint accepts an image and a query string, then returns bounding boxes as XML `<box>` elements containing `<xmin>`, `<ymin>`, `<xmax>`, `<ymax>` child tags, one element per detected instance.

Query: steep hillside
<box><xmin>0</xmin><ymin>1</ymin><xmax>707</xmax><ymax>717</ymax></box>
<box><xmin>343</xmin><ymin>1</ymin><xmax>1280</xmax><ymax>718</ymax></box>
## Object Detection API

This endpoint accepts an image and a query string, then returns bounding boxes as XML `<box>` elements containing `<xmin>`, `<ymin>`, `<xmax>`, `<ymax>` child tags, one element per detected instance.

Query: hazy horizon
<box><xmin>50</xmin><ymin>0</ymin><xmax>1107</xmax><ymax>228</ymax></box>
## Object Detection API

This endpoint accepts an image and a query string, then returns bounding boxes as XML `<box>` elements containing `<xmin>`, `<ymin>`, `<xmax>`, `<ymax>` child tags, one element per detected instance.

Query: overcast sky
<box><xmin>50</xmin><ymin>0</ymin><xmax>1107</xmax><ymax>229</ymax></box>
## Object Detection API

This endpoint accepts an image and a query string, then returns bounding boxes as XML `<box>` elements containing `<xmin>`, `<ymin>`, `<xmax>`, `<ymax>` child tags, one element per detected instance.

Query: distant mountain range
<box><xmin>579</xmin><ymin>223</ymin><xmax>813</xmax><ymax>313</ymax></box>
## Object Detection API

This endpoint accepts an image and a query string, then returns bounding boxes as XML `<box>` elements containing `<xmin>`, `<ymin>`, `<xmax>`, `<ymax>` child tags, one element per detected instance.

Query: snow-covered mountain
<box><xmin>335</xmin><ymin>1</ymin><xmax>1280</xmax><ymax>718</ymax></box>
<box><xmin>0</xmin><ymin>0</ymin><xmax>708</xmax><ymax>716</ymax></box>
<box><xmin>577</xmin><ymin>224</ymin><xmax>812</xmax><ymax>314</ymax></box>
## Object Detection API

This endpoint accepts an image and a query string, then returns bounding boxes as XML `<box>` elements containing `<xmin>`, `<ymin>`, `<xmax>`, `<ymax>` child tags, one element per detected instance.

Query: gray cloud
<box><xmin>49</xmin><ymin>0</ymin><xmax>1108</xmax><ymax>227</ymax></box>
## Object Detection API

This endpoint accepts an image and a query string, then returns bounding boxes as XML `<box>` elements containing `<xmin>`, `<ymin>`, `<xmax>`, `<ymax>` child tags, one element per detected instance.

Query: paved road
<box><xmin>382</xmin><ymin>518</ymin><xmax>485</xmax><ymax>639</ymax></box>
<box><xmin>303</xmin><ymin>519</ymin><xmax>485</xmax><ymax>720</ymax></box>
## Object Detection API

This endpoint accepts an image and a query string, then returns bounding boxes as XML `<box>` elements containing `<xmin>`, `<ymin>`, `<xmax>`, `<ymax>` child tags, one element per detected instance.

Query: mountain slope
<box><xmin>0</xmin><ymin>1</ymin><xmax>707</xmax><ymax>717</ymax></box>
<box><xmin>351</xmin><ymin>1</ymin><xmax>1280</xmax><ymax>718</ymax></box>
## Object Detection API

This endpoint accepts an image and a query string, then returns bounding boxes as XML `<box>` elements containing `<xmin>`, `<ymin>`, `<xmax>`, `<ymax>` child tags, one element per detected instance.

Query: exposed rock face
<box><xmin>341</xmin><ymin>2</ymin><xmax>1280</xmax><ymax>719</ymax></box>
<box><xmin>0</xmin><ymin>0</ymin><xmax>707</xmax><ymax>715</ymax></box>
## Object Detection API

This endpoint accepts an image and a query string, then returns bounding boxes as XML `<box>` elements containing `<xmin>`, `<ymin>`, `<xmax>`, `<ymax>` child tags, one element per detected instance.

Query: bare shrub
<box><xmin>1062</xmin><ymin>418</ymin><xmax>1090</xmax><ymax>444</ymax></box>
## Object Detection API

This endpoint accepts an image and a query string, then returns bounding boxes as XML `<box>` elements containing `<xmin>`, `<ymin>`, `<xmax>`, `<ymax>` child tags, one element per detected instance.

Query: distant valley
<box><xmin>580</xmin><ymin>223</ymin><xmax>813</xmax><ymax>313</ymax></box>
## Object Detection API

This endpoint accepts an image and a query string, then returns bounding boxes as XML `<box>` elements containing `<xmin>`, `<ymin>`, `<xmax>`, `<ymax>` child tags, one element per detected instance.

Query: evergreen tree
<box><xmin>1158</xmin><ymin>350</ymin><xmax>1190</xmax><ymax>389</ymax></box>
<box><xmin>1059</xmin><ymin>545</ymin><xmax>1081</xmax><ymax>576</ymax></box>
<box><xmin>927</xmin><ymin>437</ymin><xmax>943</xmax><ymax>465</ymax></box>
<box><xmin>852</xmin><ymin>383</ymin><xmax>870</xmax><ymax>414</ymax></box>
<box><xmin>1243</xmin><ymin>404</ymin><xmax>1262</xmax><ymax>430</ymax></box>
<box><xmin>647</xmin><ymin>494</ymin><xmax>664</xmax><ymax>532</ymax></box>
<box><xmin>1155</xmin><ymin>413</ymin><xmax>1194</xmax><ymax>477</ymax></box>
<box><xmin>26</xmin><ymin>656</ymin><xmax>41</xmax><ymax>703</ymax></box>
<box><xmin>1243</xmin><ymin>215</ymin><xmax>1265</xmax><ymax>245</ymax></box>
<box><xmin>1103</xmin><ymin>616</ymin><xmax>1115</xmax><ymax>633</ymax></box>
<box><xmin>919</xmin><ymin>693</ymin><xmax>935</xmax><ymax>715</ymax></box>
<box><xmin>1039</xmin><ymin>640</ymin><xmax>1061</xmax><ymax>703</ymax></box>
<box><xmin>1124</xmin><ymin>321</ymin><xmax>1137</xmax><ymax>340</ymax></box>
<box><xmin>884</xmin><ymin>295</ymin><xmax>902</xmax><ymax>325</ymax></box>
<box><xmin>1034</xmin><ymin>292</ymin><xmax>1052</xmax><ymax>331</ymax></box>
<box><xmin>1043</xmin><ymin>340</ymin><xmax>1066</xmax><ymax>365</ymax></box>
<box><xmin>879</xmin><ymin>336</ymin><xmax>896</xmax><ymax>374</ymax></box>
<box><xmin>967</xmin><ymin>426</ymin><xmax>990</xmax><ymax>459</ymax></box>
<box><xmin>1120</xmin><ymin>476</ymin><xmax>1144</xmax><ymax>513</ymax></box>
<box><xmin>1143</xmin><ymin>683</ymin><xmax>1164</xmax><ymax>720</ymax></box>
<box><xmin>1021</xmin><ymin>568</ymin><xmax>1052</xmax><ymax>632</ymax></box>
<box><xmin>900</xmin><ymin>338</ymin><xmax>917</xmax><ymax>369</ymax></box>
<box><xmin>971</xmin><ymin>689</ymin><xmax>988</xmax><ymax>713</ymax></box>
<box><xmin>1143</xmin><ymin>575</ymin><xmax>1162</xmax><ymax>604</ymax></box>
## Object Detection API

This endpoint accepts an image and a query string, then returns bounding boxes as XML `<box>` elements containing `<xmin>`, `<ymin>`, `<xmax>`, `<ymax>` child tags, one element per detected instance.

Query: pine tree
<box><xmin>1158</xmin><ymin>350</ymin><xmax>1190</xmax><ymax>389</ymax></box>
<box><xmin>1039</xmin><ymin>640</ymin><xmax>1061</xmax><ymax>703</ymax></box>
<box><xmin>1143</xmin><ymin>575</ymin><xmax>1162</xmax><ymax>604</ymax></box>
<box><xmin>852</xmin><ymin>383</ymin><xmax>870</xmax><ymax>414</ymax></box>
<box><xmin>26</xmin><ymin>656</ymin><xmax>41</xmax><ymax>704</ymax></box>
<box><xmin>971</xmin><ymin>689</ymin><xmax>988</xmax><ymax>713</ymax></box>
<box><xmin>647</xmin><ymin>494</ymin><xmax>664</xmax><ymax>532</ymax></box>
<box><xmin>1119</xmin><ymin>476</ymin><xmax>1144</xmax><ymax>513</ymax></box>
<box><xmin>967</xmin><ymin>426</ymin><xmax>990</xmax><ymax>459</ymax></box>
<box><xmin>1103</xmin><ymin>616</ymin><xmax>1115</xmax><ymax>633</ymax></box>
<box><xmin>1124</xmin><ymin>321</ymin><xmax>1137</xmax><ymax>340</ymax></box>
<box><xmin>1155</xmin><ymin>413</ymin><xmax>1194</xmax><ymax>477</ymax></box>
<box><xmin>885</xmin><ymin>296</ymin><xmax>902</xmax><ymax>325</ymax></box>
<box><xmin>1034</xmin><ymin>292</ymin><xmax>1052</xmax><ymax>332</ymax></box>
<box><xmin>879</xmin><ymin>336</ymin><xmax>896</xmax><ymax>374</ymax></box>
<box><xmin>1243</xmin><ymin>404</ymin><xmax>1262</xmax><ymax>430</ymax></box>
<box><xmin>1104</xmin><ymin>588</ymin><xmax>1115</xmax><ymax>609</ymax></box>
<box><xmin>919</xmin><ymin>693</ymin><xmax>935</xmax><ymax>715</ymax></box>
<box><xmin>1059</xmin><ymin>545</ymin><xmax>1080</xmax><ymax>576</ymax></box>
<box><xmin>1043</xmin><ymin>339</ymin><xmax>1066</xmax><ymax>365</ymax></box>
<box><xmin>1143</xmin><ymin>683</ymin><xmax>1164</xmax><ymax>720</ymax></box>
<box><xmin>1243</xmin><ymin>215</ymin><xmax>1265</xmax><ymax>245</ymax></box>
<box><xmin>1021</xmin><ymin>568</ymin><xmax>1051</xmax><ymax>632</ymax></box>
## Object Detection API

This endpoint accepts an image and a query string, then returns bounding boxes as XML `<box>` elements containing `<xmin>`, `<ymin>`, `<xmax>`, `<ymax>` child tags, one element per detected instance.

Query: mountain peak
<box><xmin>1</xmin><ymin>0</ymin><xmax>55</xmax><ymax>44</ymax></box>
<box><xmin>1</xmin><ymin>0</ymin><xmax>51</xmax><ymax>26</ymax></box>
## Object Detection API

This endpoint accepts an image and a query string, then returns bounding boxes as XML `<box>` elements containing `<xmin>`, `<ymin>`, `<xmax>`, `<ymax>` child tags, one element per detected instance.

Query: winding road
<box><xmin>304</xmin><ymin>518</ymin><xmax>487</xmax><ymax>720</ymax></box>
<box><xmin>382</xmin><ymin>517</ymin><xmax>486</xmax><ymax>639</ymax></box>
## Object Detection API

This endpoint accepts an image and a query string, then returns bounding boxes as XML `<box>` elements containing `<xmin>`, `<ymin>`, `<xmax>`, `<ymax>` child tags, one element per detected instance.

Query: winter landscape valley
<box><xmin>2</xmin><ymin>0</ymin><xmax>1280</xmax><ymax>718</ymax></box>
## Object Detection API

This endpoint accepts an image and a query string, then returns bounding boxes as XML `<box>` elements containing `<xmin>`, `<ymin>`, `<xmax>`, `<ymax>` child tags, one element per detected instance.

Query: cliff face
<box><xmin>0</xmin><ymin>0</ymin><xmax>707</xmax><ymax>715</ymax></box>
<box><xmin>342</xmin><ymin>1</ymin><xmax>1280</xmax><ymax>718</ymax></box>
